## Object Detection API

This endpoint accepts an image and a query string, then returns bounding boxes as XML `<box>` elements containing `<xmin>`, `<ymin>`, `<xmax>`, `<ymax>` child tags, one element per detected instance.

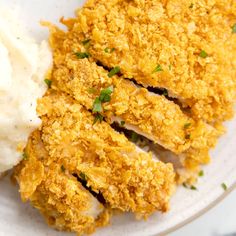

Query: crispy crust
<box><xmin>14</xmin><ymin>90</ymin><xmax>175</xmax><ymax>235</ymax></box>
<box><xmin>47</xmin><ymin>25</ymin><xmax>221</xmax><ymax>170</ymax></box>
<box><xmin>14</xmin><ymin>1</ymin><xmax>236</xmax><ymax>234</ymax></box>
<box><xmin>14</xmin><ymin>131</ymin><xmax>107</xmax><ymax>235</ymax></box>
<box><xmin>74</xmin><ymin>0</ymin><xmax>236</xmax><ymax>123</ymax></box>
<box><xmin>38</xmin><ymin>90</ymin><xmax>175</xmax><ymax>216</ymax></box>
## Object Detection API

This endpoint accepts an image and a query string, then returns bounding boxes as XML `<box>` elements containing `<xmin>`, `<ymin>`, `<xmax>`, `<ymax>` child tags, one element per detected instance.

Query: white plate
<box><xmin>0</xmin><ymin>1</ymin><xmax>236</xmax><ymax>236</ymax></box>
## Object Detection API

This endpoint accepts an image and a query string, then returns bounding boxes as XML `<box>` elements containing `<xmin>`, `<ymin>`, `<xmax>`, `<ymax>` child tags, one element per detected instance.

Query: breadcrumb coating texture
<box><xmin>37</xmin><ymin>90</ymin><xmax>175</xmax><ymax>217</ymax></box>
<box><xmin>46</xmin><ymin>25</ymin><xmax>221</xmax><ymax>170</ymax></box>
<box><xmin>14</xmin><ymin>1</ymin><xmax>236</xmax><ymax>234</ymax></box>
<box><xmin>14</xmin><ymin>131</ymin><xmax>107</xmax><ymax>235</ymax></box>
<box><xmin>74</xmin><ymin>0</ymin><xmax>236</xmax><ymax>123</ymax></box>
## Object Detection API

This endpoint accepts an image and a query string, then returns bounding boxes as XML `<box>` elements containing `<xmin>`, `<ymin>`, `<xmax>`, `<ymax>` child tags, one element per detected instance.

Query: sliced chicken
<box><xmin>14</xmin><ymin>131</ymin><xmax>107</xmax><ymax>235</ymax></box>
<box><xmin>47</xmin><ymin>27</ymin><xmax>221</xmax><ymax>170</ymax></box>
<box><xmin>37</xmin><ymin>90</ymin><xmax>175</xmax><ymax>217</ymax></box>
<box><xmin>72</xmin><ymin>0</ymin><xmax>236</xmax><ymax>123</ymax></box>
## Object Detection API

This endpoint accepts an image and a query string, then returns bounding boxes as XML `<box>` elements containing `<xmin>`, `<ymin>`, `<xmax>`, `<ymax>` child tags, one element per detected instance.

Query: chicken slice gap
<box><xmin>111</xmin><ymin>122</ymin><xmax>200</xmax><ymax>185</ymax></box>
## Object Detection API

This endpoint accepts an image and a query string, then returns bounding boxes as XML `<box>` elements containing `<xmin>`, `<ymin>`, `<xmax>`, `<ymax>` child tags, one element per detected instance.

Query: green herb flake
<box><xmin>232</xmin><ymin>24</ymin><xmax>236</xmax><ymax>34</ymax></box>
<box><xmin>108</xmin><ymin>67</ymin><xmax>120</xmax><ymax>77</ymax></box>
<box><xmin>131</xmin><ymin>132</ymin><xmax>139</xmax><ymax>143</ymax></box>
<box><xmin>221</xmin><ymin>183</ymin><xmax>227</xmax><ymax>191</ymax></box>
<box><xmin>183</xmin><ymin>183</ymin><xmax>198</xmax><ymax>191</ymax></box>
<box><xmin>75</xmin><ymin>52</ymin><xmax>90</xmax><ymax>59</ymax></box>
<box><xmin>61</xmin><ymin>165</ymin><xmax>66</xmax><ymax>172</ymax></box>
<box><xmin>99</xmin><ymin>86</ymin><xmax>114</xmax><ymax>103</ymax></box>
<box><xmin>168</xmin><ymin>65</ymin><xmax>172</xmax><ymax>71</ymax></box>
<box><xmin>162</xmin><ymin>89</ymin><xmax>168</xmax><ymax>96</ymax></box>
<box><xmin>22</xmin><ymin>152</ymin><xmax>28</xmax><ymax>160</ymax></box>
<box><xmin>189</xmin><ymin>3</ymin><xmax>194</xmax><ymax>8</ymax></box>
<box><xmin>44</xmin><ymin>79</ymin><xmax>52</xmax><ymax>88</ymax></box>
<box><xmin>88</xmin><ymin>88</ymin><xmax>97</xmax><ymax>94</ymax></box>
<box><xmin>199</xmin><ymin>170</ymin><xmax>204</xmax><ymax>177</ymax></box>
<box><xmin>190</xmin><ymin>185</ymin><xmax>198</xmax><ymax>191</ymax></box>
<box><xmin>104</xmin><ymin>47</ymin><xmax>115</xmax><ymax>53</ymax></box>
<box><xmin>93</xmin><ymin>113</ymin><xmax>104</xmax><ymax>125</ymax></box>
<box><xmin>185</xmin><ymin>134</ymin><xmax>191</xmax><ymax>139</ymax></box>
<box><xmin>81</xmin><ymin>39</ymin><xmax>91</xmax><ymax>46</ymax></box>
<box><xmin>92</xmin><ymin>97</ymin><xmax>103</xmax><ymax>113</ymax></box>
<box><xmin>184</xmin><ymin>123</ymin><xmax>191</xmax><ymax>129</ymax></box>
<box><xmin>80</xmin><ymin>172</ymin><xmax>87</xmax><ymax>181</ymax></box>
<box><xmin>199</xmin><ymin>50</ymin><xmax>208</xmax><ymax>58</ymax></box>
<box><xmin>120</xmin><ymin>121</ymin><xmax>125</xmax><ymax>126</ymax></box>
<box><xmin>104</xmin><ymin>47</ymin><xmax>110</xmax><ymax>53</ymax></box>
<box><xmin>153</xmin><ymin>64</ymin><xmax>163</xmax><ymax>73</ymax></box>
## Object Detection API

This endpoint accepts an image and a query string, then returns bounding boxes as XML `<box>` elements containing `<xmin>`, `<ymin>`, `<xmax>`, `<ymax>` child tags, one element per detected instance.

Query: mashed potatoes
<box><xmin>0</xmin><ymin>10</ymin><xmax>52</xmax><ymax>173</ymax></box>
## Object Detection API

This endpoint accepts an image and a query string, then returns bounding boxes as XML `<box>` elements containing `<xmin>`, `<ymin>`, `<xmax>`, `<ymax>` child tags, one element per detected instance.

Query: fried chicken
<box><xmin>74</xmin><ymin>0</ymin><xmax>236</xmax><ymax>123</ymax></box>
<box><xmin>14</xmin><ymin>90</ymin><xmax>175</xmax><ymax>235</ymax></box>
<box><xmin>14</xmin><ymin>131</ymin><xmax>107</xmax><ymax>235</ymax></box>
<box><xmin>14</xmin><ymin>1</ymin><xmax>236</xmax><ymax>235</ymax></box>
<box><xmin>48</xmin><ymin>24</ymin><xmax>221</xmax><ymax>172</ymax></box>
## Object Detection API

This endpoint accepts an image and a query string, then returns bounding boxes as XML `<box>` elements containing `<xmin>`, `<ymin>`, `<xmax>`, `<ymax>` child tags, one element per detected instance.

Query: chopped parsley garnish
<box><xmin>75</xmin><ymin>52</ymin><xmax>90</xmax><ymax>59</ymax></box>
<box><xmin>92</xmin><ymin>86</ymin><xmax>114</xmax><ymax>124</ymax></box>
<box><xmin>190</xmin><ymin>185</ymin><xmax>197</xmax><ymax>190</ymax></box>
<box><xmin>22</xmin><ymin>152</ymin><xmax>28</xmax><ymax>160</ymax></box>
<box><xmin>108</xmin><ymin>67</ymin><xmax>120</xmax><ymax>77</ymax></box>
<box><xmin>184</xmin><ymin>123</ymin><xmax>191</xmax><ymax>129</ymax></box>
<box><xmin>168</xmin><ymin>65</ymin><xmax>172</xmax><ymax>71</ymax></box>
<box><xmin>189</xmin><ymin>3</ymin><xmax>194</xmax><ymax>8</ymax></box>
<box><xmin>93</xmin><ymin>113</ymin><xmax>104</xmax><ymax>124</ymax></box>
<box><xmin>131</xmin><ymin>132</ymin><xmax>139</xmax><ymax>143</ymax></box>
<box><xmin>61</xmin><ymin>165</ymin><xmax>65</xmax><ymax>172</ymax></box>
<box><xmin>88</xmin><ymin>88</ymin><xmax>97</xmax><ymax>94</ymax></box>
<box><xmin>99</xmin><ymin>86</ymin><xmax>114</xmax><ymax>103</ymax></box>
<box><xmin>232</xmin><ymin>24</ymin><xmax>236</xmax><ymax>34</ymax></box>
<box><xmin>80</xmin><ymin>172</ymin><xmax>87</xmax><ymax>181</ymax></box>
<box><xmin>199</xmin><ymin>170</ymin><xmax>204</xmax><ymax>177</ymax></box>
<box><xmin>199</xmin><ymin>50</ymin><xmax>208</xmax><ymax>58</ymax></box>
<box><xmin>183</xmin><ymin>183</ymin><xmax>198</xmax><ymax>190</ymax></box>
<box><xmin>105</xmin><ymin>47</ymin><xmax>115</xmax><ymax>53</ymax></box>
<box><xmin>185</xmin><ymin>134</ymin><xmax>191</xmax><ymax>139</ymax></box>
<box><xmin>153</xmin><ymin>64</ymin><xmax>163</xmax><ymax>73</ymax></box>
<box><xmin>44</xmin><ymin>79</ymin><xmax>52</xmax><ymax>88</ymax></box>
<box><xmin>120</xmin><ymin>121</ymin><xmax>125</xmax><ymax>126</ymax></box>
<box><xmin>162</xmin><ymin>89</ymin><xmax>168</xmax><ymax>96</ymax></box>
<box><xmin>92</xmin><ymin>97</ymin><xmax>103</xmax><ymax>113</ymax></box>
<box><xmin>82</xmin><ymin>39</ymin><xmax>91</xmax><ymax>47</ymax></box>
<box><xmin>221</xmin><ymin>183</ymin><xmax>227</xmax><ymax>191</ymax></box>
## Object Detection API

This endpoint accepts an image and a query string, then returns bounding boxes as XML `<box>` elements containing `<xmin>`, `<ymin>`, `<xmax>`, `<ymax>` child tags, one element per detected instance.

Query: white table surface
<box><xmin>170</xmin><ymin>189</ymin><xmax>236</xmax><ymax>236</ymax></box>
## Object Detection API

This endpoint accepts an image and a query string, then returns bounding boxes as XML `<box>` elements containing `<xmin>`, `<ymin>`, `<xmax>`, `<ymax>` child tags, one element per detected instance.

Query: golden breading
<box><xmin>37</xmin><ymin>90</ymin><xmax>175</xmax><ymax>217</ymax></box>
<box><xmin>46</xmin><ymin>25</ymin><xmax>221</xmax><ymax>170</ymax></box>
<box><xmin>73</xmin><ymin>0</ymin><xmax>236</xmax><ymax>123</ymax></box>
<box><xmin>14</xmin><ymin>131</ymin><xmax>108</xmax><ymax>236</ymax></box>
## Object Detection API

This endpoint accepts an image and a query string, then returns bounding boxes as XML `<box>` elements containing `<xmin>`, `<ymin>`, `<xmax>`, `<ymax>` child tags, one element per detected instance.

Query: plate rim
<box><xmin>159</xmin><ymin>180</ymin><xmax>236</xmax><ymax>235</ymax></box>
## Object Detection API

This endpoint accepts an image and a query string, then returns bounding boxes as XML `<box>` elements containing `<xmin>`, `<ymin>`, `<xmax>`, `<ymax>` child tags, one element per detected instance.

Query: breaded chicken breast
<box><xmin>14</xmin><ymin>1</ymin><xmax>236</xmax><ymax>235</ymax></box>
<box><xmin>48</xmin><ymin>24</ymin><xmax>221</xmax><ymax>171</ymax></box>
<box><xmin>73</xmin><ymin>0</ymin><xmax>236</xmax><ymax>123</ymax></box>
<box><xmin>15</xmin><ymin>90</ymin><xmax>175</xmax><ymax>235</ymax></box>
<box><xmin>38</xmin><ymin>90</ymin><xmax>175</xmax><ymax>215</ymax></box>
<box><xmin>14</xmin><ymin>131</ymin><xmax>108</xmax><ymax>235</ymax></box>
